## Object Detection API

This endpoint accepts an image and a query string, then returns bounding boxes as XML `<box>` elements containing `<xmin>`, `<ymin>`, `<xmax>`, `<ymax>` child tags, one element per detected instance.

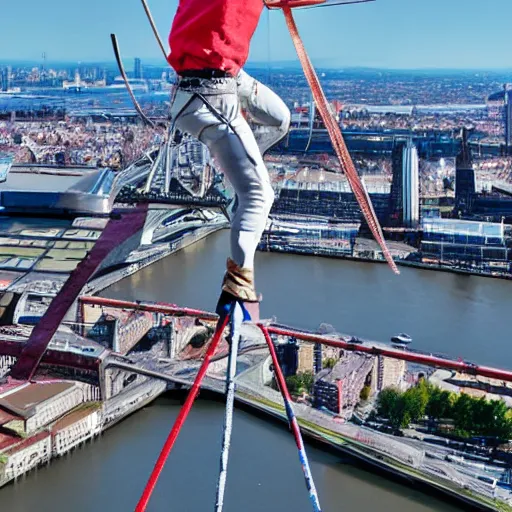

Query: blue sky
<box><xmin>1</xmin><ymin>0</ymin><xmax>511</xmax><ymax>69</ymax></box>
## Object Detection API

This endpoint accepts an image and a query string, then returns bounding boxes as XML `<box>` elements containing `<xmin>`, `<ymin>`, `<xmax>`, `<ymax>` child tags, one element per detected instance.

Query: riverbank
<box><xmin>258</xmin><ymin>243</ymin><xmax>512</xmax><ymax>282</ymax></box>
<box><xmin>232</xmin><ymin>390</ymin><xmax>508</xmax><ymax>512</ymax></box>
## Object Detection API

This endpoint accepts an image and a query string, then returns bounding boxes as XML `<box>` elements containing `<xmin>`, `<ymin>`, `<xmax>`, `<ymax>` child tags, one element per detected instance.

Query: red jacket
<box><xmin>168</xmin><ymin>0</ymin><xmax>264</xmax><ymax>76</ymax></box>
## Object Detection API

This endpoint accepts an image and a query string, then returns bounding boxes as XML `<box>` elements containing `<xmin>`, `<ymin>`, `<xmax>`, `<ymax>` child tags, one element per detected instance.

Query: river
<box><xmin>2</xmin><ymin>229</ymin><xmax>511</xmax><ymax>511</ymax></box>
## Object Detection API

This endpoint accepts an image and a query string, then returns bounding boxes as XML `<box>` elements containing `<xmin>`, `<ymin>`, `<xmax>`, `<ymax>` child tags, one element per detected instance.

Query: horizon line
<box><xmin>0</xmin><ymin>58</ymin><xmax>511</xmax><ymax>73</ymax></box>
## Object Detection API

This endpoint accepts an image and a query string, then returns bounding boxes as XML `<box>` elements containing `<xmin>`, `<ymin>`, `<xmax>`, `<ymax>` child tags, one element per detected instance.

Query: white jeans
<box><xmin>170</xmin><ymin>70</ymin><xmax>290</xmax><ymax>270</ymax></box>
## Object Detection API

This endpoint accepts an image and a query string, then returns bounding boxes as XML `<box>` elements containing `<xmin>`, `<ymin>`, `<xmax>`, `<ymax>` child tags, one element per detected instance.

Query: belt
<box><xmin>179</xmin><ymin>68</ymin><xmax>233</xmax><ymax>79</ymax></box>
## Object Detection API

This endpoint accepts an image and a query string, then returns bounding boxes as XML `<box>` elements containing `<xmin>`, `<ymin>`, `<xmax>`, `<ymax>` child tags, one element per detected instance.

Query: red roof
<box><xmin>3</xmin><ymin>431</ymin><xmax>50</xmax><ymax>456</ymax></box>
<box><xmin>0</xmin><ymin>407</ymin><xmax>22</xmax><ymax>426</ymax></box>
<box><xmin>0</xmin><ymin>432</ymin><xmax>20</xmax><ymax>452</ymax></box>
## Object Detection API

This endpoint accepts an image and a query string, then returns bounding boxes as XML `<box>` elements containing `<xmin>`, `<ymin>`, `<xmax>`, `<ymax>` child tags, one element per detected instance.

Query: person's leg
<box><xmin>237</xmin><ymin>69</ymin><xmax>291</xmax><ymax>155</ymax></box>
<box><xmin>170</xmin><ymin>83</ymin><xmax>274</xmax><ymax>300</ymax></box>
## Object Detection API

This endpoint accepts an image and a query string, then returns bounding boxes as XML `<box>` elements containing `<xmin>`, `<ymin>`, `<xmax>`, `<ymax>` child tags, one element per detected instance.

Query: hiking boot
<box><xmin>222</xmin><ymin>258</ymin><xmax>258</xmax><ymax>302</ymax></box>
<box><xmin>217</xmin><ymin>259</ymin><xmax>261</xmax><ymax>323</ymax></box>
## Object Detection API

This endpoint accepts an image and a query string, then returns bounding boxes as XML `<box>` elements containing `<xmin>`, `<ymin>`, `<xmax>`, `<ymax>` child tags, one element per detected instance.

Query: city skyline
<box><xmin>1</xmin><ymin>0</ymin><xmax>511</xmax><ymax>69</ymax></box>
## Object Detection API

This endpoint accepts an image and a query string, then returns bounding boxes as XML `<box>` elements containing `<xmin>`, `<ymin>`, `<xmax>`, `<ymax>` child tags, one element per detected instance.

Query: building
<box><xmin>0</xmin><ymin>432</ymin><xmax>51</xmax><ymax>487</ymax></box>
<box><xmin>51</xmin><ymin>405</ymin><xmax>101</xmax><ymax>456</ymax></box>
<box><xmin>371</xmin><ymin>356</ymin><xmax>407</xmax><ymax>392</ymax></box>
<box><xmin>275</xmin><ymin>337</ymin><xmax>299</xmax><ymax>377</ymax></box>
<box><xmin>88</xmin><ymin>307</ymin><xmax>153</xmax><ymax>354</ymax></box>
<box><xmin>0</xmin><ymin>67</ymin><xmax>11</xmax><ymax>92</ymax></box>
<box><xmin>297</xmin><ymin>342</ymin><xmax>322</xmax><ymax>374</ymax></box>
<box><xmin>259</xmin><ymin>215</ymin><xmax>360</xmax><ymax>258</ymax></box>
<box><xmin>455</xmin><ymin>128</ymin><xmax>475</xmax><ymax>216</ymax></box>
<box><xmin>402</xmin><ymin>139</ymin><xmax>420</xmax><ymax>227</ymax></box>
<box><xmin>0</xmin><ymin>381</ymin><xmax>96</xmax><ymax>435</ymax></box>
<box><xmin>271</xmin><ymin>176</ymin><xmax>390</xmax><ymax>225</ymax></box>
<box><xmin>389</xmin><ymin>139</ymin><xmax>420</xmax><ymax>227</ymax></box>
<box><xmin>134</xmin><ymin>58</ymin><xmax>142</xmax><ymax>80</ymax></box>
<box><xmin>421</xmin><ymin>218</ymin><xmax>510</xmax><ymax>269</ymax></box>
<box><xmin>504</xmin><ymin>86</ymin><xmax>512</xmax><ymax>149</ymax></box>
<box><xmin>313</xmin><ymin>353</ymin><xmax>374</xmax><ymax>415</ymax></box>
<box><xmin>388</xmin><ymin>141</ymin><xmax>405</xmax><ymax>226</ymax></box>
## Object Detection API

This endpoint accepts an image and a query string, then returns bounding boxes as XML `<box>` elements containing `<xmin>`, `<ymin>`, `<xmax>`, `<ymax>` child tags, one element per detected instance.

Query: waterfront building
<box><xmin>297</xmin><ymin>342</ymin><xmax>315</xmax><ymax>374</ymax></box>
<box><xmin>313</xmin><ymin>353</ymin><xmax>374</xmax><ymax>414</ymax></box>
<box><xmin>259</xmin><ymin>215</ymin><xmax>360</xmax><ymax>258</ymax></box>
<box><xmin>421</xmin><ymin>218</ymin><xmax>510</xmax><ymax>269</ymax></box>
<box><xmin>370</xmin><ymin>356</ymin><xmax>407</xmax><ymax>392</ymax></box>
<box><xmin>0</xmin><ymin>432</ymin><xmax>52</xmax><ymax>487</ymax></box>
<box><xmin>389</xmin><ymin>139</ymin><xmax>419</xmax><ymax>227</ymax></box>
<box><xmin>271</xmin><ymin>173</ymin><xmax>390</xmax><ymax>225</ymax></box>
<box><xmin>0</xmin><ymin>381</ymin><xmax>97</xmax><ymax>435</ymax></box>
<box><xmin>51</xmin><ymin>406</ymin><xmax>101</xmax><ymax>456</ymax></box>
<box><xmin>389</xmin><ymin>141</ymin><xmax>405</xmax><ymax>226</ymax></box>
<box><xmin>402</xmin><ymin>139</ymin><xmax>420</xmax><ymax>227</ymax></box>
<box><xmin>455</xmin><ymin>128</ymin><xmax>475</xmax><ymax>216</ymax></box>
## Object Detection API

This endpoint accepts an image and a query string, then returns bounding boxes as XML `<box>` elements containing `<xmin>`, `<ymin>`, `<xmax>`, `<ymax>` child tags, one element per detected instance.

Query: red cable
<box><xmin>258</xmin><ymin>324</ymin><xmax>322</xmax><ymax>510</ymax></box>
<box><xmin>282</xmin><ymin>7</ymin><xmax>399</xmax><ymax>275</ymax></box>
<box><xmin>135</xmin><ymin>313</ymin><xmax>231</xmax><ymax>512</ymax></box>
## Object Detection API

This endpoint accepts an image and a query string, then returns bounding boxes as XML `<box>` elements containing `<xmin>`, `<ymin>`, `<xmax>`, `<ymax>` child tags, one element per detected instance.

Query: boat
<box><xmin>391</xmin><ymin>333</ymin><xmax>412</xmax><ymax>345</ymax></box>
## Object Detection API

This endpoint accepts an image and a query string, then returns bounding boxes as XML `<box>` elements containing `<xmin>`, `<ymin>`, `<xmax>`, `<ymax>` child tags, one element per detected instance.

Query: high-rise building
<box><xmin>402</xmin><ymin>139</ymin><xmax>420</xmax><ymax>227</ymax></box>
<box><xmin>504</xmin><ymin>85</ymin><xmax>512</xmax><ymax>150</ymax></box>
<box><xmin>389</xmin><ymin>141</ymin><xmax>406</xmax><ymax>226</ymax></box>
<box><xmin>6</xmin><ymin>66</ymin><xmax>12</xmax><ymax>91</ymax></box>
<box><xmin>0</xmin><ymin>67</ymin><xmax>11</xmax><ymax>92</ymax></box>
<box><xmin>0</xmin><ymin>68</ymin><xmax>6</xmax><ymax>92</ymax></box>
<box><xmin>455</xmin><ymin>127</ymin><xmax>475</xmax><ymax>216</ymax></box>
<box><xmin>134</xmin><ymin>58</ymin><xmax>142</xmax><ymax>79</ymax></box>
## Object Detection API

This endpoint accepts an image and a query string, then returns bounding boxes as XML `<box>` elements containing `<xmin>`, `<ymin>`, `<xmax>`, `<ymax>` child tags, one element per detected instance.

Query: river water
<box><xmin>2</xmin><ymin>229</ymin><xmax>511</xmax><ymax>511</ymax></box>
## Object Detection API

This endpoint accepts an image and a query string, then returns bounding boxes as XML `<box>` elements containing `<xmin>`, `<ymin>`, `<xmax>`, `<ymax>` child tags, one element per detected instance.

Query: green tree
<box><xmin>323</xmin><ymin>358</ymin><xmax>337</xmax><ymax>370</ymax></box>
<box><xmin>286</xmin><ymin>372</ymin><xmax>315</xmax><ymax>395</ymax></box>
<box><xmin>390</xmin><ymin>394</ymin><xmax>411</xmax><ymax>429</ymax></box>
<box><xmin>403</xmin><ymin>381</ymin><xmax>429</xmax><ymax>423</ymax></box>
<box><xmin>285</xmin><ymin>375</ymin><xmax>299</xmax><ymax>394</ymax></box>
<box><xmin>487</xmin><ymin>400</ymin><xmax>512</xmax><ymax>440</ymax></box>
<box><xmin>472</xmin><ymin>397</ymin><xmax>491</xmax><ymax>436</ymax></box>
<box><xmin>360</xmin><ymin>385</ymin><xmax>371</xmax><ymax>402</ymax></box>
<box><xmin>377</xmin><ymin>388</ymin><xmax>401</xmax><ymax>419</ymax></box>
<box><xmin>299</xmin><ymin>372</ymin><xmax>315</xmax><ymax>394</ymax></box>
<box><xmin>453</xmin><ymin>393</ymin><xmax>474</xmax><ymax>435</ymax></box>
<box><xmin>426</xmin><ymin>388</ymin><xmax>453</xmax><ymax>420</ymax></box>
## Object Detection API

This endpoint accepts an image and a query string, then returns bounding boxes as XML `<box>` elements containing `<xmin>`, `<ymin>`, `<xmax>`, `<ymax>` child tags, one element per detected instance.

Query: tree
<box><xmin>403</xmin><ymin>381</ymin><xmax>429</xmax><ymax>423</ymax></box>
<box><xmin>377</xmin><ymin>388</ymin><xmax>401</xmax><ymax>419</ymax></box>
<box><xmin>452</xmin><ymin>393</ymin><xmax>474</xmax><ymax>435</ymax></box>
<box><xmin>323</xmin><ymin>358</ymin><xmax>337</xmax><ymax>370</ymax></box>
<box><xmin>300</xmin><ymin>372</ymin><xmax>315</xmax><ymax>395</ymax></box>
<box><xmin>487</xmin><ymin>400</ymin><xmax>512</xmax><ymax>440</ymax></box>
<box><xmin>426</xmin><ymin>388</ymin><xmax>453</xmax><ymax>420</ymax></box>
<box><xmin>285</xmin><ymin>375</ymin><xmax>300</xmax><ymax>394</ymax></box>
<box><xmin>390</xmin><ymin>394</ymin><xmax>411</xmax><ymax>430</ymax></box>
<box><xmin>286</xmin><ymin>372</ymin><xmax>315</xmax><ymax>396</ymax></box>
<box><xmin>360</xmin><ymin>385</ymin><xmax>371</xmax><ymax>402</ymax></box>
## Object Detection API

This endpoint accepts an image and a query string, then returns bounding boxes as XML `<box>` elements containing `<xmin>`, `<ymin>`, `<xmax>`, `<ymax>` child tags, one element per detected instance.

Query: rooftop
<box><xmin>0</xmin><ymin>381</ymin><xmax>75</xmax><ymax>416</ymax></box>
<box><xmin>422</xmin><ymin>218</ymin><xmax>504</xmax><ymax>237</ymax></box>
<box><xmin>51</xmin><ymin>403</ymin><xmax>100</xmax><ymax>433</ymax></box>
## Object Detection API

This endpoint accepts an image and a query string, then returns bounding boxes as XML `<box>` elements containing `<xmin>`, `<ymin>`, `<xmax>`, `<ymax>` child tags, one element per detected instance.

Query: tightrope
<box><xmin>135</xmin><ymin>308</ymin><xmax>233</xmax><ymax>512</ymax></box>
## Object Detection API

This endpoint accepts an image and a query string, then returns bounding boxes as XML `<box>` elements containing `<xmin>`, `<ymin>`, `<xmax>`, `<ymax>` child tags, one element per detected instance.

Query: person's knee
<box><xmin>281</xmin><ymin>106</ymin><xmax>291</xmax><ymax>132</ymax></box>
<box><xmin>277</xmin><ymin>106</ymin><xmax>291</xmax><ymax>139</ymax></box>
